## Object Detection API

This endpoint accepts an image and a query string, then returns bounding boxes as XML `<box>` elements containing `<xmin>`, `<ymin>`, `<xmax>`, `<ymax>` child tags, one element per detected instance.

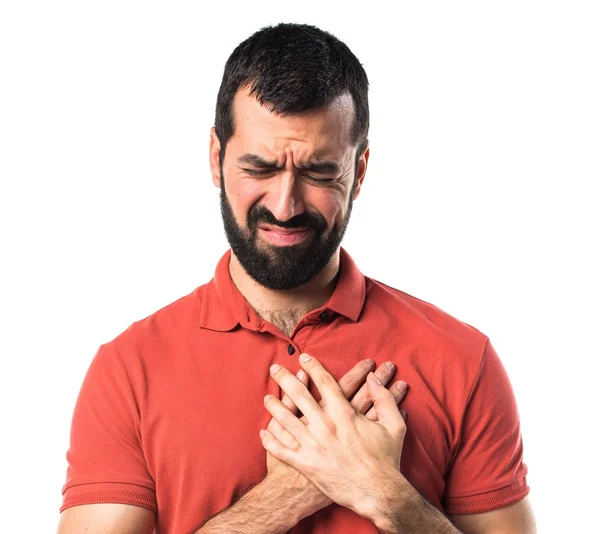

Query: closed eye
<box><xmin>243</xmin><ymin>168</ymin><xmax>335</xmax><ymax>183</ymax></box>
<box><xmin>306</xmin><ymin>176</ymin><xmax>335</xmax><ymax>183</ymax></box>
<box><xmin>243</xmin><ymin>168</ymin><xmax>274</xmax><ymax>176</ymax></box>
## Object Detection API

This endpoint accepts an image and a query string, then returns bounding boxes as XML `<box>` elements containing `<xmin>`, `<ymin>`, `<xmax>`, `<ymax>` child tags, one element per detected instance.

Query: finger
<box><xmin>334</xmin><ymin>359</ymin><xmax>376</xmax><ymax>400</ymax></box>
<box><xmin>297</xmin><ymin>353</ymin><xmax>350</xmax><ymax>414</ymax></box>
<box><xmin>259</xmin><ymin>428</ymin><xmax>302</xmax><ymax>466</ymax></box>
<box><xmin>281</xmin><ymin>369</ymin><xmax>309</xmax><ymax>414</ymax></box>
<box><xmin>350</xmin><ymin>362</ymin><xmax>397</xmax><ymax>414</ymax></box>
<box><xmin>266</xmin><ymin>413</ymin><xmax>301</xmax><ymax>448</ymax></box>
<box><xmin>269</xmin><ymin>370</ymin><xmax>308</xmax><ymax>449</ymax></box>
<box><xmin>365</xmin><ymin>372</ymin><xmax>404</xmax><ymax>435</ymax></box>
<box><xmin>263</xmin><ymin>392</ymin><xmax>311</xmax><ymax>443</ymax></box>
<box><xmin>266</xmin><ymin>415</ymin><xmax>301</xmax><ymax>449</ymax></box>
<box><xmin>269</xmin><ymin>363</ymin><xmax>326</xmax><ymax>428</ymax></box>
<box><xmin>364</xmin><ymin>380</ymin><xmax>408</xmax><ymax>421</ymax></box>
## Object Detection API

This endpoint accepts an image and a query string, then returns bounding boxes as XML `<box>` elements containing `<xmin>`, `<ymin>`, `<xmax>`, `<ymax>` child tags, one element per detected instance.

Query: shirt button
<box><xmin>287</xmin><ymin>344</ymin><xmax>296</xmax><ymax>355</ymax></box>
<box><xmin>319</xmin><ymin>311</ymin><xmax>330</xmax><ymax>321</ymax></box>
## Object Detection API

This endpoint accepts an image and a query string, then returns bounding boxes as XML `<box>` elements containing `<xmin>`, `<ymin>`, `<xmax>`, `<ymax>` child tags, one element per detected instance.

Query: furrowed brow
<box><xmin>237</xmin><ymin>154</ymin><xmax>279</xmax><ymax>168</ymax></box>
<box><xmin>237</xmin><ymin>154</ymin><xmax>341</xmax><ymax>174</ymax></box>
<box><xmin>297</xmin><ymin>161</ymin><xmax>341</xmax><ymax>174</ymax></box>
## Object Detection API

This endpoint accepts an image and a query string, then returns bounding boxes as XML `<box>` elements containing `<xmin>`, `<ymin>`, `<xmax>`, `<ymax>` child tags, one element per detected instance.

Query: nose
<box><xmin>264</xmin><ymin>172</ymin><xmax>306</xmax><ymax>223</ymax></box>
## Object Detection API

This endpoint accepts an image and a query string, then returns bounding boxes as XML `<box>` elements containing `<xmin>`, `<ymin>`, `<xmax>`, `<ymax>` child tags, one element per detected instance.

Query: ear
<box><xmin>209</xmin><ymin>127</ymin><xmax>222</xmax><ymax>188</ymax></box>
<box><xmin>352</xmin><ymin>141</ymin><xmax>369</xmax><ymax>201</ymax></box>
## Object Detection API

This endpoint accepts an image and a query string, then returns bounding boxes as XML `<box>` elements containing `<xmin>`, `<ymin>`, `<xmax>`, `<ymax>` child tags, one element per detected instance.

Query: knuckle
<box><xmin>288</xmin><ymin>438</ymin><xmax>301</xmax><ymax>451</ymax></box>
<box><xmin>338</xmin><ymin>404</ymin><xmax>356</xmax><ymax>421</ymax></box>
<box><xmin>317</xmin><ymin>373</ymin><xmax>333</xmax><ymax>387</ymax></box>
<box><xmin>398</xmin><ymin>419</ymin><xmax>407</xmax><ymax>435</ymax></box>
<box><xmin>299</xmin><ymin>388</ymin><xmax>315</xmax><ymax>405</ymax></box>
<box><xmin>280</xmin><ymin>411</ymin><xmax>295</xmax><ymax>427</ymax></box>
<box><xmin>281</xmin><ymin>395</ymin><xmax>294</xmax><ymax>408</ymax></box>
<box><xmin>323</xmin><ymin>418</ymin><xmax>337</xmax><ymax>435</ymax></box>
<box><xmin>362</xmin><ymin>407</ymin><xmax>376</xmax><ymax>421</ymax></box>
<box><xmin>337</xmin><ymin>377</ymin><xmax>358</xmax><ymax>400</ymax></box>
<box><xmin>351</xmin><ymin>389</ymin><xmax>367</xmax><ymax>405</ymax></box>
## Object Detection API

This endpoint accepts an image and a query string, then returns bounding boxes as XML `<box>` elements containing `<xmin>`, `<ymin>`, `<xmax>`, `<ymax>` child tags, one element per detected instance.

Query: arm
<box><xmin>198</xmin><ymin>359</ymin><xmax>406</xmax><ymax>533</ymax></box>
<box><xmin>194</xmin><ymin>478</ymin><xmax>303</xmax><ymax>534</ymax></box>
<box><xmin>368</xmin><ymin>337</ymin><xmax>536</xmax><ymax>534</ymax></box>
<box><xmin>367</xmin><ymin>470</ymin><xmax>462</xmax><ymax>534</ymax></box>
<box><xmin>57</xmin><ymin>503</ymin><xmax>155</xmax><ymax>534</ymax></box>
<box><xmin>448</xmin><ymin>497</ymin><xmax>537</xmax><ymax>534</ymax></box>
<box><xmin>260</xmin><ymin>352</ymin><xmax>534</xmax><ymax>534</ymax></box>
<box><xmin>367</xmin><ymin>474</ymin><xmax>536</xmax><ymax>534</ymax></box>
<box><xmin>59</xmin><ymin>344</ymin><xmax>158</xmax><ymax>519</ymax></box>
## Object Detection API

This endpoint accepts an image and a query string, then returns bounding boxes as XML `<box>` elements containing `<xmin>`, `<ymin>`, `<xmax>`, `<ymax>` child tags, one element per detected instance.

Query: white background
<box><xmin>1</xmin><ymin>1</ymin><xmax>598</xmax><ymax>532</ymax></box>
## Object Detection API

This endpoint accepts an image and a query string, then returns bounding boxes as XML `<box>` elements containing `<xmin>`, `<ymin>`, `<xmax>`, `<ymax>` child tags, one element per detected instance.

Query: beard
<box><xmin>219</xmin><ymin>171</ymin><xmax>354</xmax><ymax>290</ymax></box>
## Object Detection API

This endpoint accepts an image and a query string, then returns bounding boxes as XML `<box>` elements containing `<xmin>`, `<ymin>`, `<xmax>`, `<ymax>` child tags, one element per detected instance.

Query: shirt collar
<box><xmin>198</xmin><ymin>247</ymin><xmax>366</xmax><ymax>331</ymax></box>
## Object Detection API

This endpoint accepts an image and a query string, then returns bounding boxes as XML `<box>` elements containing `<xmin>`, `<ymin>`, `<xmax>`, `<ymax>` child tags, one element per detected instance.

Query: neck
<box><xmin>228</xmin><ymin>249</ymin><xmax>341</xmax><ymax>327</ymax></box>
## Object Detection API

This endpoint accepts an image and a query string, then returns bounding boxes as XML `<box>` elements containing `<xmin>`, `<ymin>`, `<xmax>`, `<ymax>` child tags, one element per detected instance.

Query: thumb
<box><xmin>366</xmin><ymin>372</ymin><xmax>403</xmax><ymax>431</ymax></box>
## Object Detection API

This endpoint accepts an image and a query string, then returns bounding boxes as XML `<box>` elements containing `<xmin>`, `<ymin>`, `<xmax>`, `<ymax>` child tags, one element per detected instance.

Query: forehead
<box><xmin>229</xmin><ymin>86</ymin><xmax>355</xmax><ymax>160</ymax></box>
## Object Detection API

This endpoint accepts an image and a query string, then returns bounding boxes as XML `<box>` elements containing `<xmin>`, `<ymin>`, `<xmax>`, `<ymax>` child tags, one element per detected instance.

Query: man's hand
<box><xmin>261</xmin><ymin>356</ymin><xmax>408</xmax><ymax>522</ymax></box>
<box><xmin>261</xmin><ymin>353</ymin><xmax>408</xmax><ymax>520</ymax></box>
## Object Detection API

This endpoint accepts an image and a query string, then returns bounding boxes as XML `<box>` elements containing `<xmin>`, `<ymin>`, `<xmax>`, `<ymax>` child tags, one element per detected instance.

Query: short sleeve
<box><xmin>60</xmin><ymin>343</ymin><xmax>157</xmax><ymax>514</ymax></box>
<box><xmin>442</xmin><ymin>339</ymin><xmax>530</xmax><ymax>514</ymax></box>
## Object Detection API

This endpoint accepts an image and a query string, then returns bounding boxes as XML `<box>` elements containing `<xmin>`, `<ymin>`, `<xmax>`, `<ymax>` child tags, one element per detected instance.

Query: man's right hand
<box><xmin>261</xmin><ymin>359</ymin><xmax>408</xmax><ymax>523</ymax></box>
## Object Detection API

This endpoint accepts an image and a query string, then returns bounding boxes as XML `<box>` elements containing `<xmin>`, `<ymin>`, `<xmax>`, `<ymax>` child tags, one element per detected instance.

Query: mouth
<box><xmin>258</xmin><ymin>225</ymin><xmax>312</xmax><ymax>246</ymax></box>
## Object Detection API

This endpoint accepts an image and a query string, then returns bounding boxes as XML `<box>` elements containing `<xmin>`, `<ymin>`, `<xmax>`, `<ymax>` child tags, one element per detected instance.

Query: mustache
<box><xmin>247</xmin><ymin>205</ymin><xmax>327</xmax><ymax>232</ymax></box>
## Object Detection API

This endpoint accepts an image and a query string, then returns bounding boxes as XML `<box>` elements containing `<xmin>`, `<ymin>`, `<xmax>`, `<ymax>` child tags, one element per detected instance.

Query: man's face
<box><xmin>210</xmin><ymin>87</ymin><xmax>368</xmax><ymax>290</ymax></box>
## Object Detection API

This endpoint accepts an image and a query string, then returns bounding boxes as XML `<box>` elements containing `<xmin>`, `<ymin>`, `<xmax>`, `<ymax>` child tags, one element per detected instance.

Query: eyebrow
<box><xmin>237</xmin><ymin>154</ymin><xmax>341</xmax><ymax>175</ymax></box>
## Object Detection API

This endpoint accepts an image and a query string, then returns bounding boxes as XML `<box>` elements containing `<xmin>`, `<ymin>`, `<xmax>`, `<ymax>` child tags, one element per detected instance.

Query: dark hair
<box><xmin>214</xmin><ymin>23</ymin><xmax>369</xmax><ymax>171</ymax></box>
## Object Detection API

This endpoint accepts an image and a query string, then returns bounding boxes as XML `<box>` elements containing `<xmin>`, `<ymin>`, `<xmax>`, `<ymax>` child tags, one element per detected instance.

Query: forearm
<box><xmin>367</xmin><ymin>471</ymin><xmax>462</xmax><ymax>534</ymax></box>
<box><xmin>194</xmin><ymin>479</ymin><xmax>302</xmax><ymax>534</ymax></box>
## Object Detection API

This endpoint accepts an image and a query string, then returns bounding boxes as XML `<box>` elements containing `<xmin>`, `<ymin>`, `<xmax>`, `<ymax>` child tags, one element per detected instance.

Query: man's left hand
<box><xmin>260</xmin><ymin>352</ymin><xmax>407</xmax><ymax>520</ymax></box>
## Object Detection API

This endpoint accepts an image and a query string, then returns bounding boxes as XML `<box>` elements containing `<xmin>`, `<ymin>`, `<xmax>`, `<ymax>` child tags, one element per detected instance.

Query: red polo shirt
<box><xmin>60</xmin><ymin>247</ymin><xmax>529</xmax><ymax>533</ymax></box>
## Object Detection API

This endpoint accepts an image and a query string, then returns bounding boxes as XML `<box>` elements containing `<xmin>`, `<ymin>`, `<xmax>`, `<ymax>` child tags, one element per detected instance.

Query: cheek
<box><xmin>228</xmin><ymin>180</ymin><xmax>262</xmax><ymax>224</ymax></box>
<box><xmin>237</xmin><ymin>177</ymin><xmax>262</xmax><ymax>199</ymax></box>
<box><xmin>313</xmin><ymin>192</ymin><xmax>347</xmax><ymax>225</ymax></box>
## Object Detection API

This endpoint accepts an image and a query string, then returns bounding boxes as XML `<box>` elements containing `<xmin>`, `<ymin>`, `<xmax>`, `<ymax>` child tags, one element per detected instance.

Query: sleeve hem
<box><xmin>60</xmin><ymin>483</ymin><xmax>157</xmax><ymax>514</ymax></box>
<box><xmin>444</xmin><ymin>477</ymin><xmax>530</xmax><ymax>515</ymax></box>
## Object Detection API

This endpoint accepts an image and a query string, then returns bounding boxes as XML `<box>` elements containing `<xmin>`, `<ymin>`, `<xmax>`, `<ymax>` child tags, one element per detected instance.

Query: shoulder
<box><xmin>363</xmin><ymin>277</ymin><xmax>489</xmax><ymax>365</ymax></box>
<box><xmin>99</xmin><ymin>282</ymin><xmax>209</xmax><ymax>365</ymax></box>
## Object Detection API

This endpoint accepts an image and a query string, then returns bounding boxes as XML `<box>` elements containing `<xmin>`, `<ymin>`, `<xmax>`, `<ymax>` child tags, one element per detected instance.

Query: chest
<box><xmin>150</xmin><ymin>354</ymin><xmax>454</xmax><ymax>510</ymax></box>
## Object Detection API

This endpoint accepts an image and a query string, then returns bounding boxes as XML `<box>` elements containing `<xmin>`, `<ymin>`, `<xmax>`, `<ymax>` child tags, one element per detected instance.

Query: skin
<box><xmin>264</xmin><ymin>359</ymin><xmax>408</xmax><ymax>521</ymax></box>
<box><xmin>58</xmin><ymin>85</ymin><xmax>535</xmax><ymax>534</ymax></box>
<box><xmin>261</xmin><ymin>353</ymin><xmax>537</xmax><ymax>534</ymax></box>
<box><xmin>262</xmin><ymin>354</ymin><xmax>406</xmax><ymax>519</ymax></box>
<box><xmin>209</xmin><ymin>86</ymin><xmax>368</xmax><ymax>330</ymax></box>
<box><xmin>57</xmin><ymin>361</ymin><xmax>405</xmax><ymax>534</ymax></box>
<box><xmin>209</xmin><ymin>86</ymin><xmax>535</xmax><ymax>532</ymax></box>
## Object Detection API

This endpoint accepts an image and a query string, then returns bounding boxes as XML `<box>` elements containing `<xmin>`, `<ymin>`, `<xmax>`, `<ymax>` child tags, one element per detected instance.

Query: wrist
<box><xmin>256</xmin><ymin>474</ymin><xmax>307</xmax><ymax>527</ymax></box>
<box><xmin>360</xmin><ymin>470</ymin><xmax>412</xmax><ymax>531</ymax></box>
<box><xmin>364</xmin><ymin>472</ymin><xmax>460</xmax><ymax>534</ymax></box>
<box><xmin>197</xmin><ymin>477</ymin><xmax>301</xmax><ymax>534</ymax></box>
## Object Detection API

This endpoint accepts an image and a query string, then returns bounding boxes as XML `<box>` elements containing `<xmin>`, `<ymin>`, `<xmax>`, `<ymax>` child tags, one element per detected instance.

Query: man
<box><xmin>57</xmin><ymin>23</ymin><xmax>536</xmax><ymax>533</ymax></box>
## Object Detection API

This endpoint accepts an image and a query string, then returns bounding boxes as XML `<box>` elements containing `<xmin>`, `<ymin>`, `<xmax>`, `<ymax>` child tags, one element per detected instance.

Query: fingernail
<box><xmin>386</xmin><ymin>362</ymin><xmax>395</xmax><ymax>371</ymax></box>
<box><xmin>270</xmin><ymin>364</ymin><xmax>281</xmax><ymax>374</ymax></box>
<box><xmin>260</xmin><ymin>429</ymin><xmax>266</xmax><ymax>438</ymax></box>
<box><xmin>396</xmin><ymin>381</ymin><xmax>408</xmax><ymax>392</ymax></box>
<box><xmin>297</xmin><ymin>370</ymin><xmax>305</xmax><ymax>380</ymax></box>
<box><xmin>264</xmin><ymin>394</ymin><xmax>272</xmax><ymax>403</ymax></box>
<box><xmin>299</xmin><ymin>353</ymin><xmax>311</xmax><ymax>362</ymax></box>
<box><xmin>369</xmin><ymin>372</ymin><xmax>382</xmax><ymax>385</ymax></box>
<box><xmin>364</xmin><ymin>359</ymin><xmax>375</xmax><ymax>367</ymax></box>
